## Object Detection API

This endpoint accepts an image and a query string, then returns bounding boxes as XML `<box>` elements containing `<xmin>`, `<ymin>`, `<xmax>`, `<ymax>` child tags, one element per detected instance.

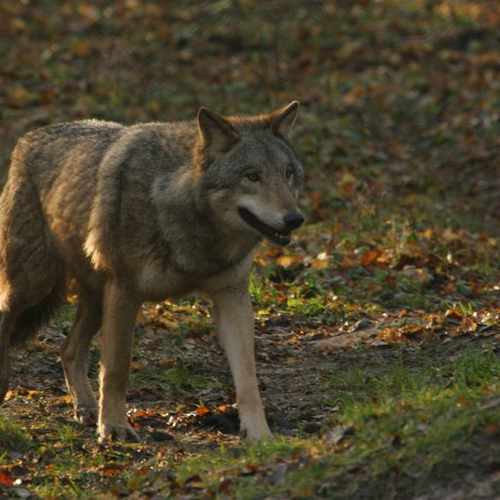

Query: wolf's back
<box><xmin>0</xmin><ymin>120</ymin><xmax>124</xmax><ymax>345</ymax></box>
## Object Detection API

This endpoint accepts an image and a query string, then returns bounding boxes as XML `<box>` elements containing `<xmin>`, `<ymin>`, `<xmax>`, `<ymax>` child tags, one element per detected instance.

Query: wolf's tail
<box><xmin>10</xmin><ymin>277</ymin><xmax>67</xmax><ymax>347</ymax></box>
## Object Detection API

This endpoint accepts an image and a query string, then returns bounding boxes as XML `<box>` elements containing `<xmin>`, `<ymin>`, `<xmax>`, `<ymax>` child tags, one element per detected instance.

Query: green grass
<box><xmin>3</xmin><ymin>0</ymin><xmax>500</xmax><ymax>498</ymax></box>
<box><xmin>148</xmin><ymin>348</ymin><xmax>500</xmax><ymax>499</ymax></box>
<box><xmin>321</xmin><ymin>349</ymin><xmax>500</xmax><ymax>493</ymax></box>
<box><xmin>130</xmin><ymin>361</ymin><xmax>214</xmax><ymax>395</ymax></box>
<box><xmin>0</xmin><ymin>417</ymin><xmax>32</xmax><ymax>453</ymax></box>
<box><xmin>26</xmin><ymin>422</ymin><xmax>151</xmax><ymax>500</ymax></box>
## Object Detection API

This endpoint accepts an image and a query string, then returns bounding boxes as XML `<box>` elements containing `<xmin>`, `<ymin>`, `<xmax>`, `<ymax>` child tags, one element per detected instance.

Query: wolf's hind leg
<box><xmin>61</xmin><ymin>284</ymin><xmax>103</xmax><ymax>425</ymax></box>
<box><xmin>0</xmin><ymin>312</ymin><xmax>17</xmax><ymax>404</ymax></box>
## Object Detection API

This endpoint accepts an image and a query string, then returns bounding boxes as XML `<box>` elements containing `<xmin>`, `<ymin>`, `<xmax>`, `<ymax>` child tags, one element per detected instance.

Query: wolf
<box><xmin>0</xmin><ymin>102</ymin><xmax>304</xmax><ymax>442</ymax></box>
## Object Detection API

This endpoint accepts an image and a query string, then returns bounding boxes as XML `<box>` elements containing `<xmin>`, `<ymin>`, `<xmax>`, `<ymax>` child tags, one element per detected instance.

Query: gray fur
<box><xmin>0</xmin><ymin>102</ymin><xmax>304</xmax><ymax>442</ymax></box>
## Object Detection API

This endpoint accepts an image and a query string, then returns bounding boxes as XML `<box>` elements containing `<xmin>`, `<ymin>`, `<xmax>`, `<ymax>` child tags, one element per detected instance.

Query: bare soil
<box><xmin>4</xmin><ymin>309</ymin><xmax>500</xmax><ymax>499</ymax></box>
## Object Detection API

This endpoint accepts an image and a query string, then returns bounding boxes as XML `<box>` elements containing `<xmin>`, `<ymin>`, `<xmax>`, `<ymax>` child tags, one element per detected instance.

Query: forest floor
<box><xmin>2</xmin><ymin>1</ymin><xmax>500</xmax><ymax>499</ymax></box>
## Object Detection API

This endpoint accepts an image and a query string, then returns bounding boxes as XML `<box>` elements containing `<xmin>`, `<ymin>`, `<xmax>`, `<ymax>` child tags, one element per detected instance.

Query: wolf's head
<box><xmin>195</xmin><ymin>102</ymin><xmax>304</xmax><ymax>247</ymax></box>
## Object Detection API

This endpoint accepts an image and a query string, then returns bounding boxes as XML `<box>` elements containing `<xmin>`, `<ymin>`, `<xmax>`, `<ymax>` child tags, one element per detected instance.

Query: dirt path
<box><xmin>3</xmin><ymin>310</ymin><xmax>500</xmax><ymax>500</ymax></box>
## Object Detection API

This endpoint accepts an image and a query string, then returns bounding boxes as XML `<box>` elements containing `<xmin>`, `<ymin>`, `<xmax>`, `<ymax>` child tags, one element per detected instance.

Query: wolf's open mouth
<box><xmin>238</xmin><ymin>208</ymin><xmax>291</xmax><ymax>246</ymax></box>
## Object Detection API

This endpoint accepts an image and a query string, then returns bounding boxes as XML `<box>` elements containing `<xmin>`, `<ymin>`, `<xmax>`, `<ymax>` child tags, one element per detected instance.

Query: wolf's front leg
<box><xmin>97</xmin><ymin>281</ymin><xmax>140</xmax><ymax>443</ymax></box>
<box><xmin>212</xmin><ymin>289</ymin><xmax>272</xmax><ymax>441</ymax></box>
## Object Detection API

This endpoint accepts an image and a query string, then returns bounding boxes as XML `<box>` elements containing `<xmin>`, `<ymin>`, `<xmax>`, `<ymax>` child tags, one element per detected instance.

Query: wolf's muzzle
<box><xmin>238</xmin><ymin>207</ymin><xmax>290</xmax><ymax>246</ymax></box>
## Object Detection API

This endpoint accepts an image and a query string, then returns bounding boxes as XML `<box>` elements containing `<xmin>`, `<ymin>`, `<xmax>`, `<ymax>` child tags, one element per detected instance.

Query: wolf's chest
<box><xmin>136</xmin><ymin>261</ymin><xmax>196</xmax><ymax>301</ymax></box>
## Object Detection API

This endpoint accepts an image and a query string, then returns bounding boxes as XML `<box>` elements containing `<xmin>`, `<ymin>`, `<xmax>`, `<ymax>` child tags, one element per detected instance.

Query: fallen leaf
<box><xmin>196</xmin><ymin>406</ymin><xmax>211</xmax><ymax>416</ymax></box>
<box><xmin>361</xmin><ymin>249</ymin><xmax>383</xmax><ymax>267</ymax></box>
<box><xmin>0</xmin><ymin>471</ymin><xmax>14</xmax><ymax>487</ymax></box>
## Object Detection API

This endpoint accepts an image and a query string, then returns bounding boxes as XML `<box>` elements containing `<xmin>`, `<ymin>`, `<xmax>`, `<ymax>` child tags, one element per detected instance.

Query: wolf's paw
<box><xmin>240</xmin><ymin>418</ymin><xmax>273</xmax><ymax>442</ymax></box>
<box><xmin>97</xmin><ymin>421</ymin><xmax>140</xmax><ymax>444</ymax></box>
<box><xmin>75</xmin><ymin>405</ymin><xmax>98</xmax><ymax>426</ymax></box>
<box><xmin>0</xmin><ymin>379</ymin><xmax>9</xmax><ymax>405</ymax></box>
<box><xmin>0</xmin><ymin>362</ymin><xmax>10</xmax><ymax>404</ymax></box>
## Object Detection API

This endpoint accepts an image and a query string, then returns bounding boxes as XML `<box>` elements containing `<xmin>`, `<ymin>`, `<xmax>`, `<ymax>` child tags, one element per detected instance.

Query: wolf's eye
<box><xmin>246</xmin><ymin>172</ymin><xmax>260</xmax><ymax>182</ymax></box>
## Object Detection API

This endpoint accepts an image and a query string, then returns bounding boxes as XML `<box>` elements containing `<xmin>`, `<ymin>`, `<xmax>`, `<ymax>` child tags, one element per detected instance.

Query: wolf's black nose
<box><xmin>284</xmin><ymin>212</ymin><xmax>304</xmax><ymax>230</ymax></box>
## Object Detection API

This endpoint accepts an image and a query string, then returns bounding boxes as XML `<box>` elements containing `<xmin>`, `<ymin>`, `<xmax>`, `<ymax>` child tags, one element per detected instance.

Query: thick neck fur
<box><xmin>151</xmin><ymin>124</ymin><xmax>260</xmax><ymax>278</ymax></box>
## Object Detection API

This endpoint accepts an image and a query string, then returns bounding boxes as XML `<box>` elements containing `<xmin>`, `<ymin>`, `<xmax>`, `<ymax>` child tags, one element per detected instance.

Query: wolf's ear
<box><xmin>269</xmin><ymin>101</ymin><xmax>299</xmax><ymax>138</ymax></box>
<box><xmin>198</xmin><ymin>108</ymin><xmax>239</xmax><ymax>154</ymax></box>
